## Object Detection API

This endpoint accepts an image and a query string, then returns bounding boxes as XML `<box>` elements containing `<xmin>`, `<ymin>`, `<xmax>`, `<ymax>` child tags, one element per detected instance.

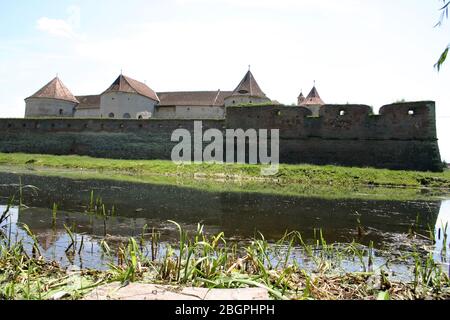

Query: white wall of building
<box><xmin>176</xmin><ymin>106</ymin><xmax>225</xmax><ymax>119</ymax></box>
<box><xmin>224</xmin><ymin>96</ymin><xmax>271</xmax><ymax>107</ymax></box>
<box><xmin>25</xmin><ymin>98</ymin><xmax>77</xmax><ymax>118</ymax></box>
<box><xmin>154</xmin><ymin>106</ymin><xmax>176</xmax><ymax>119</ymax></box>
<box><xmin>74</xmin><ymin>108</ymin><xmax>101</xmax><ymax>118</ymax></box>
<box><xmin>153</xmin><ymin>106</ymin><xmax>225</xmax><ymax>119</ymax></box>
<box><xmin>100</xmin><ymin>92</ymin><xmax>157</xmax><ymax>119</ymax></box>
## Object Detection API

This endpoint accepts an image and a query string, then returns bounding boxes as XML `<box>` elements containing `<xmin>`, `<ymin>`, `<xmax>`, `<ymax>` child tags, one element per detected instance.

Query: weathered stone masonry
<box><xmin>0</xmin><ymin>101</ymin><xmax>442</xmax><ymax>172</ymax></box>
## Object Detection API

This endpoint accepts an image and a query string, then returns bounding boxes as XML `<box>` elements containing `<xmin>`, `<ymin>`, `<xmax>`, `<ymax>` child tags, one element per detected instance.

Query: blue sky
<box><xmin>1</xmin><ymin>0</ymin><xmax>450</xmax><ymax>161</ymax></box>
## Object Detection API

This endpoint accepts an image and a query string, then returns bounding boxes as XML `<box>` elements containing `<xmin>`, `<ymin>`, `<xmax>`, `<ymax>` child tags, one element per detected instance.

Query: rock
<box><xmin>50</xmin><ymin>291</ymin><xmax>70</xmax><ymax>300</ymax></box>
<box><xmin>83</xmin><ymin>283</ymin><xmax>269</xmax><ymax>301</ymax></box>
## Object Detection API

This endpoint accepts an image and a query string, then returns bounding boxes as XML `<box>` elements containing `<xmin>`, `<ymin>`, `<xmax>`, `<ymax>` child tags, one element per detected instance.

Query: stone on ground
<box><xmin>83</xmin><ymin>283</ymin><xmax>270</xmax><ymax>300</ymax></box>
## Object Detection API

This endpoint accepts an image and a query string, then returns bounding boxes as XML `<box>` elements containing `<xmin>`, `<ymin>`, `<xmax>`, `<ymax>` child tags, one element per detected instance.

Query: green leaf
<box><xmin>435</xmin><ymin>46</ymin><xmax>449</xmax><ymax>71</ymax></box>
<box><xmin>377</xmin><ymin>291</ymin><xmax>390</xmax><ymax>300</ymax></box>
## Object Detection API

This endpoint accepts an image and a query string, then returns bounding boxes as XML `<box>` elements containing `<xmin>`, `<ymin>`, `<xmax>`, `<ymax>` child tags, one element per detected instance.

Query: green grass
<box><xmin>2</xmin><ymin>220</ymin><xmax>449</xmax><ymax>300</ymax></box>
<box><xmin>0</xmin><ymin>153</ymin><xmax>449</xmax><ymax>187</ymax></box>
<box><xmin>0</xmin><ymin>153</ymin><xmax>449</xmax><ymax>201</ymax></box>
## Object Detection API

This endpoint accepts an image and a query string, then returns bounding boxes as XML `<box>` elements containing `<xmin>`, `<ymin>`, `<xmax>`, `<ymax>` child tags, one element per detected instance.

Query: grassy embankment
<box><xmin>0</xmin><ymin>153</ymin><xmax>449</xmax><ymax>200</ymax></box>
<box><xmin>0</xmin><ymin>154</ymin><xmax>450</xmax><ymax>195</ymax></box>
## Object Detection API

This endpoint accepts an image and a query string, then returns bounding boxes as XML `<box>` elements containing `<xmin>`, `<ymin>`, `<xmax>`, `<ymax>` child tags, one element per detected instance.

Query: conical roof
<box><xmin>300</xmin><ymin>86</ymin><xmax>325</xmax><ymax>106</ymax></box>
<box><xmin>298</xmin><ymin>91</ymin><xmax>306</xmax><ymax>105</ymax></box>
<box><xmin>26</xmin><ymin>77</ymin><xmax>79</xmax><ymax>103</ymax></box>
<box><xmin>103</xmin><ymin>74</ymin><xmax>159</xmax><ymax>102</ymax></box>
<box><xmin>231</xmin><ymin>70</ymin><xmax>267</xmax><ymax>98</ymax></box>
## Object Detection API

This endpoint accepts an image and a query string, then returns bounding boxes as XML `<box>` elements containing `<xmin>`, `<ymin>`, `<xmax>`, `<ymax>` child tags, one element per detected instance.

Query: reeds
<box><xmin>1</xmin><ymin>195</ymin><xmax>449</xmax><ymax>300</ymax></box>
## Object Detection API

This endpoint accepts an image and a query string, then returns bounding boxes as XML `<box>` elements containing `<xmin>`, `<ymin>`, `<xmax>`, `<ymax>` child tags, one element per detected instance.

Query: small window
<box><xmin>339</xmin><ymin>110</ymin><xmax>346</xmax><ymax>116</ymax></box>
<box><xmin>59</xmin><ymin>109</ymin><xmax>63</xmax><ymax>116</ymax></box>
<box><xmin>238</xmin><ymin>90</ymin><xmax>249</xmax><ymax>94</ymax></box>
<box><xmin>109</xmin><ymin>113</ymin><xmax>115</xmax><ymax>118</ymax></box>
<box><xmin>22</xmin><ymin>123</ymin><xmax>26</xmax><ymax>128</ymax></box>
<box><xmin>408</xmin><ymin>110</ymin><xmax>415</xmax><ymax>116</ymax></box>
<box><xmin>138</xmin><ymin>115</ymin><xmax>143</xmax><ymax>120</ymax></box>
<box><xmin>123</xmin><ymin>113</ymin><xmax>131</xmax><ymax>119</ymax></box>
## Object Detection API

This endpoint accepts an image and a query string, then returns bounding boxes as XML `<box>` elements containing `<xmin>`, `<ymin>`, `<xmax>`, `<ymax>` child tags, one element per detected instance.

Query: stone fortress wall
<box><xmin>0</xmin><ymin>101</ymin><xmax>442</xmax><ymax>172</ymax></box>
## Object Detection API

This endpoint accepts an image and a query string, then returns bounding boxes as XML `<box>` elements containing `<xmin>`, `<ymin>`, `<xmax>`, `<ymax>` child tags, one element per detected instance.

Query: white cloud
<box><xmin>36</xmin><ymin>5</ymin><xmax>81</xmax><ymax>39</ymax></box>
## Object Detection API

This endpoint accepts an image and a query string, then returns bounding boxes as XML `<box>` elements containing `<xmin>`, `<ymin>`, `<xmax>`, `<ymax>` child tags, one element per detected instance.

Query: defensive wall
<box><xmin>0</xmin><ymin>101</ymin><xmax>442</xmax><ymax>171</ymax></box>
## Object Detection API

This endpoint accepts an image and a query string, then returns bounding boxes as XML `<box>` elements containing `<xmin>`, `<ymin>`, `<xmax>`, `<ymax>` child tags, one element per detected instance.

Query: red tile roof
<box><xmin>231</xmin><ymin>71</ymin><xmax>267</xmax><ymax>98</ymax></box>
<box><xmin>300</xmin><ymin>86</ymin><xmax>325</xmax><ymax>106</ymax></box>
<box><xmin>103</xmin><ymin>74</ymin><xmax>160</xmax><ymax>102</ymax></box>
<box><xmin>75</xmin><ymin>95</ymin><xmax>101</xmax><ymax>109</ymax></box>
<box><xmin>157</xmin><ymin>90</ymin><xmax>233</xmax><ymax>107</ymax></box>
<box><xmin>298</xmin><ymin>91</ymin><xmax>306</xmax><ymax>105</ymax></box>
<box><xmin>26</xmin><ymin>77</ymin><xmax>79</xmax><ymax>104</ymax></box>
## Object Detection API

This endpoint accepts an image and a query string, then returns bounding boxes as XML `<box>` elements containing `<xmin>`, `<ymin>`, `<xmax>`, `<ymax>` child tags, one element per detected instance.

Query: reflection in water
<box><xmin>0</xmin><ymin>172</ymin><xmax>449</xmax><ymax>277</ymax></box>
<box><xmin>0</xmin><ymin>172</ymin><xmax>444</xmax><ymax>243</ymax></box>
<box><xmin>435</xmin><ymin>200</ymin><xmax>450</xmax><ymax>275</ymax></box>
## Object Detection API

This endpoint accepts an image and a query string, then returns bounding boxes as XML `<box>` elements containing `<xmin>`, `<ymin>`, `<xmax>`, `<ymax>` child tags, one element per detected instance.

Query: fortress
<box><xmin>0</xmin><ymin>70</ymin><xmax>442</xmax><ymax>172</ymax></box>
<box><xmin>23</xmin><ymin>70</ymin><xmax>324</xmax><ymax>120</ymax></box>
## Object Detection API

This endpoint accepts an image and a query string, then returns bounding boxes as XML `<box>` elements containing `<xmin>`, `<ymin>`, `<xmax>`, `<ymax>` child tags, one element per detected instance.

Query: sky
<box><xmin>0</xmin><ymin>0</ymin><xmax>449</xmax><ymax>161</ymax></box>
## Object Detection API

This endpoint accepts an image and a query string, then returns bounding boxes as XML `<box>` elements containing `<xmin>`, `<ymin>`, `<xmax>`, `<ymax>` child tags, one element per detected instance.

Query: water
<box><xmin>0</xmin><ymin>171</ymin><xmax>449</xmax><ymax>277</ymax></box>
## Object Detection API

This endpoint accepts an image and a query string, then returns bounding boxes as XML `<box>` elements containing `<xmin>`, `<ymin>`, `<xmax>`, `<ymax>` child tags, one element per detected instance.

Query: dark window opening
<box><xmin>109</xmin><ymin>113</ymin><xmax>115</xmax><ymax>118</ymax></box>
<box><xmin>123</xmin><ymin>113</ymin><xmax>131</xmax><ymax>119</ymax></box>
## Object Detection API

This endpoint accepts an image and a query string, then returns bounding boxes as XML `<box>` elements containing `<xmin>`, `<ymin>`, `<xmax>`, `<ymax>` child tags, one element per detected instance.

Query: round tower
<box><xmin>299</xmin><ymin>85</ymin><xmax>325</xmax><ymax>116</ymax></box>
<box><xmin>25</xmin><ymin>77</ymin><xmax>79</xmax><ymax>118</ymax></box>
<box><xmin>224</xmin><ymin>70</ymin><xmax>271</xmax><ymax>107</ymax></box>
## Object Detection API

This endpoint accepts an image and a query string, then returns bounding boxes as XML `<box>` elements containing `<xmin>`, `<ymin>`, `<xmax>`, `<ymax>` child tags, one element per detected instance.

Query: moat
<box><xmin>0</xmin><ymin>170</ymin><xmax>449</xmax><ymax>280</ymax></box>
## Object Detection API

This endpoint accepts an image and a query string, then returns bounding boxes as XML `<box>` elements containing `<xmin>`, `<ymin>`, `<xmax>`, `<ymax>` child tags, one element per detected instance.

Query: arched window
<box><xmin>138</xmin><ymin>115</ymin><xmax>143</xmax><ymax>120</ymax></box>
<box><xmin>123</xmin><ymin>113</ymin><xmax>131</xmax><ymax>119</ymax></box>
<box><xmin>108</xmin><ymin>113</ymin><xmax>115</xmax><ymax>118</ymax></box>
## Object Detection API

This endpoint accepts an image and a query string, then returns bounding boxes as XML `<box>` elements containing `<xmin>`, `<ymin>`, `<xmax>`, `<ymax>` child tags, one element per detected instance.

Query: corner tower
<box><xmin>25</xmin><ymin>77</ymin><xmax>79</xmax><ymax>118</ymax></box>
<box><xmin>224</xmin><ymin>70</ymin><xmax>271</xmax><ymax>107</ymax></box>
<box><xmin>299</xmin><ymin>85</ymin><xmax>325</xmax><ymax>116</ymax></box>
